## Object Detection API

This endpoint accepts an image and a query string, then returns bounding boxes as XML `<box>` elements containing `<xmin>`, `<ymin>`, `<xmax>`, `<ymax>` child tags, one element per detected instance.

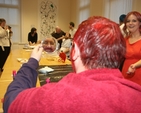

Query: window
<box><xmin>104</xmin><ymin>0</ymin><xmax>133</xmax><ymax>23</ymax></box>
<box><xmin>78</xmin><ymin>0</ymin><xmax>90</xmax><ymax>24</ymax></box>
<box><xmin>0</xmin><ymin>0</ymin><xmax>20</xmax><ymax>43</ymax></box>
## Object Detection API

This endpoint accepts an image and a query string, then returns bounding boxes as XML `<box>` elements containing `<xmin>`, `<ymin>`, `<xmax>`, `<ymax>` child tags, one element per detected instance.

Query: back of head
<box><xmin>119</xmin><ymin>14</ymin><xmax>126</xmax><ymax>23</ymax></box>
<box><xmin>123</xmin><ymin>11</ymin><xmax>141</xmax><ymax>35</ymax></box>
<box><xmin>73</xmin><ymin>16</ymin><xmax>126</xmax><ymax>69</ymax></box>
<box><xmin>8</xmin><ymin>26</ymin><xmax>11</xmax><ymax>29</ymax></box>
<box><xmin>0</xmin><ymin>18</ymin><xmax>6</xmax><ymax>26</ymax></box>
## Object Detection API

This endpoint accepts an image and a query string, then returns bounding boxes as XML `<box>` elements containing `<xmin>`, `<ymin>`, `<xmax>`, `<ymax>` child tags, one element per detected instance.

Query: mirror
<box><xmin>42</xmin><ymin>37</ymin><xmax>58</xmax><ymax>53</ymax></box>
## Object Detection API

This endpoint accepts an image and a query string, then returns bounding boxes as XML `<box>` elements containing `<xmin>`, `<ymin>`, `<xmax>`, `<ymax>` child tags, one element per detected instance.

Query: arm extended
<box><xmin>3</xmin><ymin>45</ymin><xmax>43</xmax><ymax>113</ymax></box>
<box><xmin>3</xmin><ymin>58</ymin><xmax>39</xmax><ymax>113</ymax></box>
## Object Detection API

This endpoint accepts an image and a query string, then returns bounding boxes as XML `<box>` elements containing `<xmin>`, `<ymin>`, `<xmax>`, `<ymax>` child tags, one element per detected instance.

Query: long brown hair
<box><xmin>123</xmin><ymin>11</ymin><xmax>141</xmax><ymax>37</ymax></box>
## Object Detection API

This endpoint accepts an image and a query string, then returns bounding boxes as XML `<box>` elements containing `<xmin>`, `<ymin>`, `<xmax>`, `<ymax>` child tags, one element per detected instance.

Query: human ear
<box><xmin>71</xmin><ymin>43</ymin><xmax>80</xmax><ymax>61</ymax></box>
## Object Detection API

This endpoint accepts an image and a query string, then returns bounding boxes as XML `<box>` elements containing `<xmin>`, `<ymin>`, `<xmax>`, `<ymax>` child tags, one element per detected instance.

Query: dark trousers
<box><xmin>0</xmin><ymin>46</ymin><xmax>10</xmax><ymax>70</ymax></box>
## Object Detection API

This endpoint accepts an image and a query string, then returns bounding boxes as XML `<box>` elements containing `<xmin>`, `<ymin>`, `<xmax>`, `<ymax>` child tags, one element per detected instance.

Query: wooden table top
<box><xmin>0</xmin><ymin>48</ymin><xmax>71</xmax><ymax>111</ymax></box>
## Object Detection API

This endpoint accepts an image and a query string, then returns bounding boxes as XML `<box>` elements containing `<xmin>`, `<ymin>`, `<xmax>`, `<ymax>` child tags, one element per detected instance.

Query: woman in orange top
<box><xmin>122</xmin><ymin>11</ymin><xmax>141</xmax><ymax>85</ymax></box>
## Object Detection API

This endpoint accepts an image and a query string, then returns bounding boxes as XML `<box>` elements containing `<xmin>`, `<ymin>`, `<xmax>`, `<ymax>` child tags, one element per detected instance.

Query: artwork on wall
<box><xmin>39</xmin><ymin>0</ymin><xmax>57</xmax><ymax>40</ymax></box>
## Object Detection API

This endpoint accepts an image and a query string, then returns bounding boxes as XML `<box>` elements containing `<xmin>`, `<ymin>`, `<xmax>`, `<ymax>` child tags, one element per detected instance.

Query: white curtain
<box><xmin>78</xmin><ymin>0</ymin><xmax>90</xmax><ymax>24</ymax></box>
<box><xmin>103</xmin><ymin>0</ymin><xmax>133</xmax><ymax>23</ymax></box>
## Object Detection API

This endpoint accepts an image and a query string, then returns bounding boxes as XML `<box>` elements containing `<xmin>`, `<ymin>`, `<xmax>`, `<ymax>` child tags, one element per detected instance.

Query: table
<box><xmin>0</xmin><ymin>47</ymin><xmax>71</xmax><ymax>112</ymax></box>
<box><xmin>38</xmin><ymin>64</ymin><xmax>73</xmax><ymax>86</ymax></box>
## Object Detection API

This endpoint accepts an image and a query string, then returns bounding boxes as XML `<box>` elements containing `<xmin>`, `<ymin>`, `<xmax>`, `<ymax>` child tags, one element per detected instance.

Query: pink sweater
<box><xmin>8</xmin><ymin>69</ymin><xmax>141</xmax><ymax>113</ymax></box>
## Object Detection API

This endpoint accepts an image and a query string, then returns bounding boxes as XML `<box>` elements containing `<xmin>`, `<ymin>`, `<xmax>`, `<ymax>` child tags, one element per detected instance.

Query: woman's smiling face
<box><xmin>126</xmin><ymin>14</ymin><xmax>141</xmax><ymax>34</ymax></box>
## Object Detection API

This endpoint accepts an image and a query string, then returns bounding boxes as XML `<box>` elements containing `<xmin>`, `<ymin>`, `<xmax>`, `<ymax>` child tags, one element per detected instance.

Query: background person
<box><xmin>59</xmin><ymin>32</ymin><xmax>72</xmax><ymax>58</ymax></box>
<box><xmin>6</xmin><ymin>25</ymin><xmax>13</xmax><ymax>52</ymax></box>
<box><xmin>122</xmin><ymin>11</ymin><xmax>141</xmax><ymax>86</ymax></box>
<box><xmin>28</xmin><ymin>27</ymin><xmax>38</xmax><ymax>45</ymax></box>
<box><xmin>119</xmin><ymin>14</ymin><xmax>126</xmax><ymax>37</ymax></box>
<box><xmin>51</xmin><ymin>26</ymin><xmax>66</xmax><ymax>48</ymax></box>
<box><xmin>69</xmin><ymin>22</ymin><xmax>77</xmax><ymax>39</ymax></box>
<box><xmin>118</xmin><ymin>14</ymin><xmax>126</xmax><ymax>71</ymax></box>
<box><xmin>0</xmin><ymin>18</ymin><xmax>10</xmax><ymax>74</ymax></box>
<box><xmin>7</xmin><ymin>26</ymin><xmax>13</xmax><ymax>40</ymax></box>
<box><xmin>3</xmin><ymin>16</ymin><xmax>141</xmax><ymax>113</ymax></box>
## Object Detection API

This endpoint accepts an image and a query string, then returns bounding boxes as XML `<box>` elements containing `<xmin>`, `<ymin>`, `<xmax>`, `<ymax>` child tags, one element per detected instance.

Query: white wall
<box><xmin>21</xmin><ymin>0</ymin><xmax>38</xmax><ymax>43</ymax></box>
<box><xmin>132</xmin><ymin>0</ymin><xmax>141</xmax><ymax>11</ymax></box>
<box><xmin>70</xmin><ymin>0</ymin><xmax>104</xmax><ymax>29</ymax></box>
<box><xmin>20</xmin><ymin>0</ymin><xmax>141</xmax><ymax>43</ymax></box>
<box><xmin>20</xmin><ymin>0</ymin><xmax>71</xmax><ymax>43</ymax></box>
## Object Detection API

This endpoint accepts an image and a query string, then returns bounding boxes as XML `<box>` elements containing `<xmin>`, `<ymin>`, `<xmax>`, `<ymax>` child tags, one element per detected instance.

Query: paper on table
<box><xmin>17</xmin><ymin>58</ymin><xmax>28</xmax><ymax>63</ymax></box>
<box><xmin>28</xmin><ymin>45</ymin><xmax>36</xmax><ymax>49</ymax></box>
<box><xmin>17</xmin><ymin>58</ymin><xmax>22</xmax><ymax>62</ymax></box>
<box><xmin>25</xmin><ymin>49</ymin><xmax>33</xmax><ymax>52</ymax></box>
<box><xmin>38</xmin><ymin>66</ymin><xmax>54</xmax><ymax>74</ymax></box>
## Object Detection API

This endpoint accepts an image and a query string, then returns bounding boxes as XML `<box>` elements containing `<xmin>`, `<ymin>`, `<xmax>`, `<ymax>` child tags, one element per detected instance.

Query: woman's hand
<box><xmin>126</xmin><ymin>64</ymin><xmax>136</xmax><ymax>77</ymax></box>
<box><xmin>30</xmin><ymin>44</ymin><xmax>43</xmax><ymax>61</ymax></box>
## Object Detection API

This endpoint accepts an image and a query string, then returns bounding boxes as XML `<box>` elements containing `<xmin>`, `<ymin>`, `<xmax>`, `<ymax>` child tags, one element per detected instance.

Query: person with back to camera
<box><xmin>28</xmin><ymin>27</ymin><xmax>38</xmax><ymax>45</ymax></box>
<box><xmin>118</xmin><ymin>14</ymin><xmax>127</xmax><ymax>71</ymax></box>
<box><xmin>122</xmin><ymin>11</ymin><xmax>141</xmax><ymax>86</ymax></box>
<box><xmin>3</xmin><ymin>16</ymin><xmax>141</xmax><ymax>113</ymax></box>
<box><xmin>119</xmin><ymin>14</ymin><xmax>126</xmax><ymax>37</ymax></box>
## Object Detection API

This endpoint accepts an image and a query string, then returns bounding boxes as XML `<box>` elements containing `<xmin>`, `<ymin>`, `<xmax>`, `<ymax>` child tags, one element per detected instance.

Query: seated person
<box><xmin>51</xmin><ymin>26</ymin><xmax>66</xmax><ymax>48</ymax></box>
<box><xmin>69</xmin><ymin>22</ymin><xmax>77</xmax><ymax>39</ymax></box>
<box><xmin>3</xmin><ymin>16</ymin><xmax>141</xmax><ymax>113</ymax></box>
<box><xmin>59</xmin><ymin>32</ymin><xmax>72</xmax><ymax>57</ymax></box>
<box><xmin>28</xmin><ymin>27</ymin><xmax>38</xmax><ymax>45</ymax></box>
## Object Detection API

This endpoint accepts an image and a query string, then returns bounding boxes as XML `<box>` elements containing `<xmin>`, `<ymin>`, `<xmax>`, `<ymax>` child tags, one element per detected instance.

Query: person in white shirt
<box><xmin>69</xmin><ymin>22</ymin><xmax>77</xmax><ymax>39</ymax></box>
<box><xmin>60</xmin><ymin>32</ymin><xmax>72</xmax><ymax>57</ymax></box>
<box><xmin>0</xmin><ymin>18</ymin><xmax>10</xmax><ymax>73</ymax></box>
